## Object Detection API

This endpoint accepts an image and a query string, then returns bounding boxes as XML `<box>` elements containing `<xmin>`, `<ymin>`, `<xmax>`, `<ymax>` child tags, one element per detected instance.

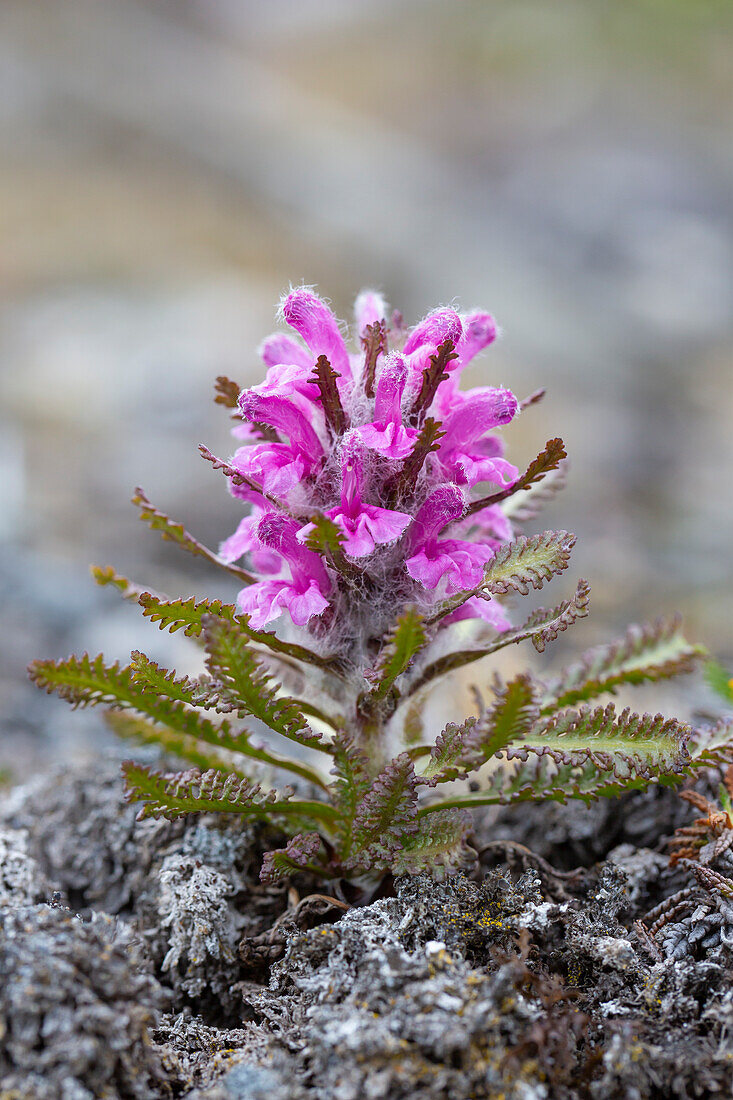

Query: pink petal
<box><xmin>407</xmin><ymin>484</ymin><xmax>465</xmax><ymax>549</ymax></box>
<box><xmin>440</xmin><ymin>389</ymin><xmax>518</xmax><ymax>451</ymax></box>
<box><xmin>252</xmin><ymin>363</ymin><xmax>319</xmax><ymax>401</ymax></box>
<box><xmin>231</xmin><ymin>444</ymin><xmax>306</xmax><ymax>498</ymax></box>
<box><xmin>405</xmin><ymin>548</ymin><xmax>457</xmax><ymax>590</ymax></box>
<box><xmin>237</xmin><ymin>580</ymin><xmax>291</xmax><ymax>628</ymax></box>
<box><xmin>219</xmin><ymin>515</ymin><xmax>258</xmax><ymax>563</ymax></box>
<box><xmin>361</xmin><ymin>504</ymin><xmax>411</xmax><ymax>545</ymax></box>
<box><xmin>403</xmin><ymin>308</ymin><xmax>463</xmax><ymax>355</ymax></box>
<box><xmin>239</xmin><ymin>392</ymin><xmax>324</xmax><ymax>465</ymax></box>
<box><xmin>444</xmin><ymin>596</ymin><xmax>511</xmax><ymax>630</ymax></box>
<box><xmin>354</xmin><ymin>290</ymin><xmax>388</xmax><ymax>336</ymax></box>
<box><xmin>287</xmin><ymin>582</ymin><xmax>330</xmax><ymax>626</ymax></box>
<box><xmin>258</xmin><ymin>333</ymin><xmax>312</xmax><ymax>371</ymax></box>
<box><xmin>356</xmin><ymin>420</ymin><xmax>417</xmax><ymax>460</ymax></box>
<box><xmin>282</xmin><ymin>288</ymin><xmax>351</xmax><ymax>379</ymax></box>
<box><xmin>455</xmin><ymin>311</ymin><xmax>497</xmax><ymax>369</ymax></box>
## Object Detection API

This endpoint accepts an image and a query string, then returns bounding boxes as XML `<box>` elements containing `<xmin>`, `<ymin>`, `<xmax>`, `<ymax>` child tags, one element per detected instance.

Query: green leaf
<box><xmin>390</xmin><ymin>810</ymin><xmax>472</xmax><ymax>877</ymax></box>
<box><xmin>687</xmin><ymin>719</ymin><xmax>733</xmax><ymax>768</ymax></box>
<box><xmin>407</xmin><ymin>579</ymin><xmax>590</xmax><ymax>695</ymax></box>
<box><xmin>705</xmin><ymin>661</ymin><xmax>733</xmax><ymax>705</ymax></box>
<box><xmin>201</xmin><ymin>615</ymin><xmax>327</xmax><ymax>750</ymax></box>
<box><xmin>428</xmin><ymin>530</ymin><xmax>576</xmax><ymax>624</ymax></box>
<box><xmin>541</xmin><ymin>617</ymin><xmax>706</xmax><ymax>714</ymax></box>
<box><xmin>29</xmin><ymin>652</ymin><xmax>329</xmax><ymax>789</ymax></box>
<box><xmin>327</xmin><ymin>730</ymin><xmax>371</xmax><ymax>822</ymax></box>
<box><xmin>518</xmin><ymin>703</ymin><xmax>690</xmax><ymax>767</ymax></box>
<box><xmin>466</xmin><ymin>438</ymin><xmax>567</xmax><ymax>516</ymax></box>
<box><xmin>138</xmin><ymin>593</ymin><xmax>342</xmax><ymax>675</ymax></box>
<box><xmin>419</xmin><ymin>703</ymin><xmax>691</xmax><ymax>814</ymax></box>
<box><xmin>132</xmin><ymin>487</ymin><xmax>255</xmax><ymax>584</ymax></box>
<box><xmin>363</xmin><ymin>607</ymin><xmax>428</xmax><ymax>703</ymax></box>
<box><xmin>91</xmin><ymin>565</ymin><xmax>153</xmax><ymax>603</ymax></box>
<box><xmin>420</xmin><ymin>673</ymin><xmax>539</xmax><ymax>785</ymax></box>
<box><xmin>122</xmin><ymin>763</ymin><xmax>337</xmax><ymax>825</ymax></box>
<box><xmin>260</xmin><ymin>833</ymin><xmax>325</xmax><ymax>883</ymax></box>
<box><xmin>345</xmin><ymin>753</ymin><xmax>419</xmax><ymax>870</ymax></box>
<box><xmin>29</xmin><ymin>653</ymin><xmax>150</xmax><ymax>711</ymax></box>
<box><xmin>129</xmin><ymin>650</ymin><xmax>213</xmax><ymax>707</ymax></box>
<box><xmin>138</xmin><ymin>593</ymin><xmax>236</xmax><ymax>638</ymax></box>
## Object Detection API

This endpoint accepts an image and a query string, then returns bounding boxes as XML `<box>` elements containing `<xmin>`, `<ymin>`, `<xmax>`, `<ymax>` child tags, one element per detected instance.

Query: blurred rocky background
<box><xmin>1</xmin><ymin>0</ymin><xmax>732</xmax><ymax>778</ymax></box>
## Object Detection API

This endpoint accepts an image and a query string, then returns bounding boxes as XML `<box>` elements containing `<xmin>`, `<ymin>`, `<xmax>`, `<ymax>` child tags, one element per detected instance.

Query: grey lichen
<box><xmin>0</xmin><ymin>904</ymin><xmax>167</xmax><ymax>1099</ymax></box>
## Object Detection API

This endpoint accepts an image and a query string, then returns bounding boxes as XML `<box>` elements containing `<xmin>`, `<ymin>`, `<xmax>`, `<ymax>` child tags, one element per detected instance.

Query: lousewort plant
<box><xmin>30</xmin><ymin>288</ymin><xmax>733</xmax><ymax>884</ymax></box>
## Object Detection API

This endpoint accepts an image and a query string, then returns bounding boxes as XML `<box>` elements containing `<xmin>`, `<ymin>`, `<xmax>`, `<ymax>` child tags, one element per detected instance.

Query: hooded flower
<box><xmin>299</xmin><ymin>434</ymin><xmax>411</xmax><ymax>558</ymax></box>
<box><xmin>236</xmin><ymin>513</ymin><xmax>331</xmax><ymax>628</ymax></box>
<box><xmin>222</xmin><ymin>287</ymin><xmax>518</xmax><ymax>632</ymax></box>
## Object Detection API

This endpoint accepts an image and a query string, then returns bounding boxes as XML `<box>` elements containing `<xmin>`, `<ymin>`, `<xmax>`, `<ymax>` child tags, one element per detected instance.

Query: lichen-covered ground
<box><xmin>2</xmin><ymin>754</ymin><xmax>733</xmax><ymax>1099</ymax></box>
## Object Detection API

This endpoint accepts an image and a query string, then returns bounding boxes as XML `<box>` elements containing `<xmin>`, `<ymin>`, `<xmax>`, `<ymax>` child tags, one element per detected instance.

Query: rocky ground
<box><xmin>2</xmin><ymin>753</ymin><xmax>733</xmax><ymax>1099</ymax></box>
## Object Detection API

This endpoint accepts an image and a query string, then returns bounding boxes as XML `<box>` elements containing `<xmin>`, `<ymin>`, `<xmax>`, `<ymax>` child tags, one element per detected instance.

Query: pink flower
<box><xmin>223</xmin><ymin>290</ymin><xmax>522</xmax><ymax>635</ymax></box>
<box><xmin>258</xmin><ymin>332</ymin><xmax>312</xmax><ymax>371</ymax></box>
<box><xmin>403</xmin><ymin>307</ymin><xmax>462</xmax><ymax>355</ymax></box>
<box><xmin>219</xmin><ymin>510</ymin><xmax>281</xmax><ymax>574</ymax></box>
<box><xmin>405</xmin><ymin>484</ymin><xmax>496</xmax><ymax>595</ymax></box>
<box><xmin>230</xmin><ymin>443</ymin><xmax>307</xmax><ymax>499</ymax></box>
<box><xmin>435</xmin><ymin>389</ymin><xmax>519</xmax><ymax>488</ymax></box>
<box><xmin>300</xmin><ymin>436</ymin><xmax>410</xmax><ymax>558</ymax></box>
<box><xmin>237</xmin><ymin>514</ymin><xmax>331</xmax><ymax>628</ymax></box>
<box><xmin>282</xmin><ymin>288</ymin><xmax>352</xmax><ymax>383</ymax></box>
<box><xmin>356</xmin><ymin>353</ymin><xmax>417</xmax><ymax>460</ymax></box>
<box><xmin>354</xmin><ymin>290</ymin><xmax>388</xmax><ymax>336</ymax></box>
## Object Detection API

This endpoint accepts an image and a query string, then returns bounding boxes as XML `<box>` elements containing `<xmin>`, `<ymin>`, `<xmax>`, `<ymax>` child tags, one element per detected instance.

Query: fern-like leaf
<box><xmin>363</xmin><ymin>607</ymin><xmax>428</xmax><ymax>703</ymax></box>
<box><xmin>466</xmin><ymin>438</ymin><xmax>567</xmax><ymax>516</ymax></box>
<box><xmin>138</xmin><ymin>593</ymin><xmax>235</xmax><ymax>638</ymax></box>
<box><xmin>408</xmin><ymin>579</ymin><xmax>590</xmax><ymax>694</ymax></box>
<box><xmin>541</xmin><ymin>617</ymin><xmax>706</xmax><ymax>714</ymax></box>
<box><xmin>387</xmin><ymin>418</ymin><xmax>445</xmax><ymax>500</ymax></box>
<box><xmin>420</xmin><ymin>706</ymin><xmax>691</xmax><ymax>814</ymax></box>
<box><xmin>132</xmin><ymin>488</ymin><xmax>255</xmax><ymax>584</ymax></box>
<box><xmin>123</xmin><ymin>763</ymin><xmax>338</xmax><ymax>825</ymax></box>
<box><xmin>516</xmin><ymin>704</ymin><xmax>690</xmax><ymax>770</ymax></box>
<box><xmin>29</xmin><ymin>653</ymin><xmax>328</xmax><ymax>789</ymax></box>
<box><xmin>502</xmin><ymin>462</ymin><xmax>568</xmax><ymax>524</ymax></box>
<box><xmin>361</xmin><ymin>320</ymin><xmax>386</xmax><ymax>399</ymax></box>
<box><xmin>390</xmin><ymin>810</ymin><xmax>472</xmax><ymax>877</ymax></box>
<box><xmin>421</xmin><ymin>674</ymin><xmax>539</xmax><ymax>785</ymax></box>
<box><xmin>409</xmin><ymin>340</ymin><xmax>458</xmax><ymax>425</ymax></box>
<box><xmin>138</xmin><ymin>593</ymin><xmax>341</xmax><ymax>674</ymax></box>
<box><xmin>201</xmin><ymin>615</ymin><xmax>326</xmax><ymax>750</ymax></box>
<box><xmin>213</xmin><ymin>375</ymin><xmax>242</xmax><ymax>409</ymax></box>
<box><xmin>91</xmin><ymin>566</ymin><xmax>153</xmax><ymax>603</ymax></box>
<box><xmin>129</xmin><ymin>650</ymin><xmax>213</xmax><ymax>707</ymax></box>
<box><xmin>429</xmin><ymin>530</ymin><xmax>575</xmax><ymax>624</ymax></box>
<box><xmin>344</xmin><ymin>753</ymin><xmax>419</xmax><ymax>870</ymax></box>
<box><xmin>687</xmin><ymin>720</ymin><xmax>733</xmax><ymax>767</ymax></box>
<box><xmin>328</xmin><ymin>730</ymin><xmax>371</xmax><ymax>822</ymax></box>
<box><xmin>260</xmin><ymin>833</ymin><xmax>325</xmax><ymax>883</ymax></box>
